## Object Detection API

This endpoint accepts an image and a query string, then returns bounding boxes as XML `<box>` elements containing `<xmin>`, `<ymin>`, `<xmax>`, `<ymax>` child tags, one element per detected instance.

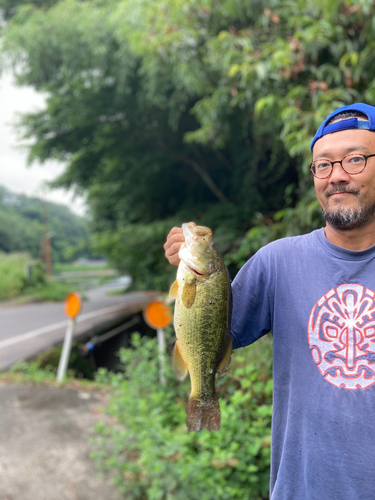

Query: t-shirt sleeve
<box><xmin>231</xmin><ymin>251</ymin><xmax>272</xmax><ymax>349</ymax></box>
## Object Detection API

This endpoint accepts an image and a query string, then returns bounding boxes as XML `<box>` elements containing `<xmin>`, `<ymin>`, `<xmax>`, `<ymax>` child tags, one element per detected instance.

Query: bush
<box><xmin>92</xmin><ymin>332</ymin><xmax>273</xmax><ymax>500</ymax></box>
<box><xmin>0</xmin><ymin>252</ymin><xmax>31</xmax><ymax>300</ymax></box>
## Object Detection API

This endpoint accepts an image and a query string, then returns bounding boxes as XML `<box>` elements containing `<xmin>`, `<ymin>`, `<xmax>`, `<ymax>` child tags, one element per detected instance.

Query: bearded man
<box><xmin>164</xmin><ymin>103</ymin><xmax>375</xmax><ymax>499</ymax></box>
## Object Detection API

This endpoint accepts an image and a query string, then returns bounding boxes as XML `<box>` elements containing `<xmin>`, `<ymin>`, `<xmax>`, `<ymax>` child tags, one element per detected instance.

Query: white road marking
<box><xmin>0</xmin><ymin>303</ymin><xmax>130</xmax><ymax>349</ymax></box>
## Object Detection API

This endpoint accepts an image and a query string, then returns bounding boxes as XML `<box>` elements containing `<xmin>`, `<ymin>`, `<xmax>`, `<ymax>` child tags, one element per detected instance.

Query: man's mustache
<box><xmin>325</xmin><ymin>185</ymin><xmax>360</xmax><ymax>198</ymax></box>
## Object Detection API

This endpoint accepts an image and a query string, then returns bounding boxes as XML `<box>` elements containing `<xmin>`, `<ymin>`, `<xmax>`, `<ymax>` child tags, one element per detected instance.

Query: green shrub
<box><xmin>0</xmin><ymin>252</ymin><xmax>31</xmax><ymax>300</ymax></box>
<box><xmin>21</xmin><ymin>260</ymin><xmax>47</xmax><ymax>288</ymax></box>
<box><xmin>92</xmin><ymin>332</ymin><xmax>273</xmax><ymax>500</ymax></box>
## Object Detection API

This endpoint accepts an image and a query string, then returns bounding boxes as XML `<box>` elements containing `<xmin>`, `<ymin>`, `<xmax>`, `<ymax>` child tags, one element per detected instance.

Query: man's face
<box><xmin>312</xmin><ymin>128</ymin><xmax>375</xmax><ymax>230</ymax></box>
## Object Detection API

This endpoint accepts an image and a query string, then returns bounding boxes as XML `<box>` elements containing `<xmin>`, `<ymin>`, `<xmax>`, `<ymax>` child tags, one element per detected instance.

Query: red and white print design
<box><xmin>308</xmin><ymin>284</ymin><xmax>375</xmax><ymax>390</ymax></box>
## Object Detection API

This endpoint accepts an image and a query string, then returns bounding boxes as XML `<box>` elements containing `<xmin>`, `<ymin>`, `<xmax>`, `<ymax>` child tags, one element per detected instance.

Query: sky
<box><xmin>0</xmin><ymin>72</ymin><xmax>87</xmax><ymax>216</ymax></box>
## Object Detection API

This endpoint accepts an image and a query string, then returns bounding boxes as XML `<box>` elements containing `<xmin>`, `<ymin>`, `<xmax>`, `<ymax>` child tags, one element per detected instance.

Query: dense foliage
<box><xmin>93</xmin><ymin>332</ymin><xmax>273</xmax><ymax>500</ymax></box>
<box><xmin>0</xmin><ymin>185</ymin><xmax>90</xmax><ymax>263</ymax></box>
<box><xmin>1</xmin><ymin>0</ymin><xmax>374</xmax><ymax>289</ymax></box>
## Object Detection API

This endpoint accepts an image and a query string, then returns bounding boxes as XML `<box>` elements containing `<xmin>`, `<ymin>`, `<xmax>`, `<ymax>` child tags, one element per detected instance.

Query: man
<box><xmin>164</xmin><ymin>103</ymin><xmax>375</xmax><ymax>499</ymax></box>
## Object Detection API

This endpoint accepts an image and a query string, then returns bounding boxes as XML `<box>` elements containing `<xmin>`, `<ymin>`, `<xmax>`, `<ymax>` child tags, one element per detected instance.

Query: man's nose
<box><xmin>329</xmin><ymin>161</ymin><xmax>351</xmax><ymax>183</ymax></box>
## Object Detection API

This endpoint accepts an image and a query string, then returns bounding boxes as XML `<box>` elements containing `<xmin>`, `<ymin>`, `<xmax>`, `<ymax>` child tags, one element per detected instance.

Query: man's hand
<box><xmin>164</xmin><ymin>222</ymin><xmax>195</xmax><ymax>266</ymax></box>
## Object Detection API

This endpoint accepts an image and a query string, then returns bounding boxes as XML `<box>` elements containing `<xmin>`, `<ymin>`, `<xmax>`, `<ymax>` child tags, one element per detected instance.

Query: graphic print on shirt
<box><xmin>308</xmin><ymin>284</ymin><xmax>375</xmax><ymax>390</ymax></box>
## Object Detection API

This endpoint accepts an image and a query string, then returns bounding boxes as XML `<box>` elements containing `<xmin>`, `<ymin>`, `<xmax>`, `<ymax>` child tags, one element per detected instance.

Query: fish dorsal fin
<box><xmin>217</xmin><ymin>336</ymin><xmax>232</xmax><ymax>376</ymax></box>
<box><xmin>182</xmin><ymin>280</ymin><xmax>196</xmax><ymax>308</ymax></box>
<box><xmin>173</xmin><ymin>342</ymin><xmax>188</xmax><ymax>381</ymax></box>
<box><xmin>169</xmin><ymin>280</ymin><xmax>179</xmax><ymax>300</ymax></box>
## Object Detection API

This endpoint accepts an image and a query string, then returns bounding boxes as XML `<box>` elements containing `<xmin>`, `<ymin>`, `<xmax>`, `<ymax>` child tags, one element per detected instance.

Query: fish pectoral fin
<box><xmin>169</xmin><ymin>280</ymin><xmax>179</xmax><ymax>300</ymax></box>
<box><xmin>181</xmin><ymin>280</ymin><xmax>196</xmax><ymax>308</ymax></box>
<box><xmin>173</xmin><ymin>342</ymin><xmax>188</xmax><ymax>381</ymax></box>
<box><xmin>217</xmin><ymin>336</ymin><xmax>232</xmax><ymax>376</ymax></box>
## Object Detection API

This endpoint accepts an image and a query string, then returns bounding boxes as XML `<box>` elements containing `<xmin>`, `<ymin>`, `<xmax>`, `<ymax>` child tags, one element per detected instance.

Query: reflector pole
<box><xmin>143</xmin><ymin>300</ymin><xmax>172</xmax><ymax>387</ymax></box>
<box><xmin>57</xmin><ymin>317</ymin><xmax>75</xmax><ymax>383</ymax></box>
<box><xmin>157</xmin><ymin>327</ymin><xmax>166</xmax><ymax>386</ymax></box>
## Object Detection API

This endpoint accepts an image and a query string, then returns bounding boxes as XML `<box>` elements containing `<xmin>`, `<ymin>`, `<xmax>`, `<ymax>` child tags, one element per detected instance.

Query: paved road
<box><xmin>0</xmin><ymin>288</ymin><xmax>160</xmax><ymax>371</ymax></box>
<box><xmin>0</xmin><ymin>382</ymin><xmax>123</xmax><ymax>500</ymax></box>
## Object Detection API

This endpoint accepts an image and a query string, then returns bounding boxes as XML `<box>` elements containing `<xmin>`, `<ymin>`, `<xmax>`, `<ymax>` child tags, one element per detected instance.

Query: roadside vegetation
<box><xmin>1</xmin><ymin>340</ymin><xmax>98</xmax><ymax>384</ymax></box>
<box><xmin>0</xmin><ymin>252</ymin><xmax>81</xmax><ymax>302</ymax></box>
<box><xmin>53</xmin><ymin>262</ymin><xmax>109</xmax><ymax>274</ymax></box>
<box><xmin>1</xmin><ymin>360</ymin><xmax>106</xmax><ymax>389</ymax></box>
<box><xmin>92</xmin><ymin>332</ymin><xmax>273</xmax><ymax>500</ymax></box>
<box><xmin>2</xmin><ymin>361</ymin><xmax>59</xmax><ymax>384</ymax></box>
<box><xmin>0</xmin><ymin>252</ymin><xmax>31</xmax><ymax>301</ymax></box>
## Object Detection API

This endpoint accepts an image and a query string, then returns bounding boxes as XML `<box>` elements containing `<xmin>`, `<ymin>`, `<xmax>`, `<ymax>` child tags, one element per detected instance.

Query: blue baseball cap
<box><xmin>310</xmin><ymin>103</ymin><xmax>375</xmax><ymax>151</ymax></box>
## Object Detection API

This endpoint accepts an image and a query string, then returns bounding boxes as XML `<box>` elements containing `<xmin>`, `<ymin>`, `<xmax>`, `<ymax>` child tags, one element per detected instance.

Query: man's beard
<box><xmin>320</xmin><ymin>184</ymin><xmax>375</xmax><ymax>230</ymax></box>
<box><xmin>322</xmin><ymin>203</ymin><xmax>375</xmax><ymax>230</ymax></box>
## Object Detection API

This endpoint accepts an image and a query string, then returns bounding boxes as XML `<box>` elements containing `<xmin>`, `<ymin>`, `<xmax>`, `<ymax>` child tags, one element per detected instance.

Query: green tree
<box><xmin>0</xmin><ymin>0</ymin><xmax>59</xmax><ymax>20</ymax></box>
<box><xmin>2</xmin><ymin>0</ymin><xmax>374</xmax><ymax>288</ymax></box>
<box><xmin>0</xmin><ymin>186</ymin><xmax>91</xmax><ymax>263</ymax></box>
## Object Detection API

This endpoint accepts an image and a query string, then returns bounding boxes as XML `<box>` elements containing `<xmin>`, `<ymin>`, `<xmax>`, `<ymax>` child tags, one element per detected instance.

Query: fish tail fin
<box><xmin>186</xmin><ymin>395</ymin><xmax>221</xmax><ymax>432</ymax></box>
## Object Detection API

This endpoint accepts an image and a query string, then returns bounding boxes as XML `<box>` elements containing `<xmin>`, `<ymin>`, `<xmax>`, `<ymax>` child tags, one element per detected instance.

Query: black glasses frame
<box><xmin>310</xmin><ymin>153</ymin><xmax>375</xmax><ymax>179</ymax></box>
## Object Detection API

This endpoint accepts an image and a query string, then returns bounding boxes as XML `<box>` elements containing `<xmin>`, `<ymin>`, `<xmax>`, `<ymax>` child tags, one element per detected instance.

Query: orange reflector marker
<box><xmin>64</xmin><ymin>292</ymin><xmax>82</xmax><ymax>319</ymax></box>
<box><xmin>58</xmin><ymin>292</ymin><xmax>82</xmax><ymax>383</ymax></box>
<box><xmin>144</xmin><ymin>300</ymin><xmax>172</xmax><ymax>329</ymax></box>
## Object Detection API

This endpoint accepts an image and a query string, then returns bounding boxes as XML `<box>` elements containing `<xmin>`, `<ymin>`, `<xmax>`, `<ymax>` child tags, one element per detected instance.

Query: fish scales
<box><xmin>175</xmin><ymin>274</ymin><xmax>229</xmax><ymax>393</ymax></box>
<box><xmin>170</xmin><ymin>223</ymin><xmax>232</xmax><ymax>432</ymax></box>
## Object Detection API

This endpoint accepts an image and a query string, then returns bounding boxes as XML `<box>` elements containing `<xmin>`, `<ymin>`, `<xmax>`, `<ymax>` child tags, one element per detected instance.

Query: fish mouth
<box><xmin>188</xmin><ymin>266</ymin><xmax>205</xmax><ymax>276</ymax></box>
<box><xmin>179</xmin><ymin>223</ymin><xmax>213</xmax><ymax>277</ymax></box>
<box><xmin>178</xmin><ymin>245</ymin><xmax>207</xmax><ymax>276</ymax></box>
<box><xmin>182</xmin><ymin>223</ymin><xmax>212</xmax><ymax>249</ymax></box>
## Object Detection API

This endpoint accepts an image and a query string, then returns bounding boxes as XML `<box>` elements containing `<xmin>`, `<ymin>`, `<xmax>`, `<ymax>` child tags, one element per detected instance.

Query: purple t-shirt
<box><xmin>231</xmin><ymin>228</ymin><xmax>375</xmax><ymax>500</ymax></box>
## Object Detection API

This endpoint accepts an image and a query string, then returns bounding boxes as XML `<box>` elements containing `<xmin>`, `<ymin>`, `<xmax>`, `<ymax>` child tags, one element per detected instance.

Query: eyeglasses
<box><xmin>310</xmin><ymin>153</ymin><xmax>375</xmax><ymax>179</ymax></box>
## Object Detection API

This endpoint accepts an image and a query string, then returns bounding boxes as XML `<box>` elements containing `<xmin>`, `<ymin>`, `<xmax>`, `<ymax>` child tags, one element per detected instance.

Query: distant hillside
<box><xmin>0</xmin><ymin>186</ymin><xmax>91</xmax><ymax>263</ymax></box>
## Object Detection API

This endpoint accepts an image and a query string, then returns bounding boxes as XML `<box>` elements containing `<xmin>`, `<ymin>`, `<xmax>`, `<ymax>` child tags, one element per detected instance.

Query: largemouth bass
<box><xmin>169</xmin><ymin>223</ymin><xmax>232</xmax><ymax>432</ymax></box>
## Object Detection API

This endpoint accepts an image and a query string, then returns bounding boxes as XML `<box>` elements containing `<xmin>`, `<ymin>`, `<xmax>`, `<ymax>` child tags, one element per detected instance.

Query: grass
<box><xmin>23</xmin><ymin>281</ymin><xmax>84</xmax><ymax>302</ymax></box>
<box><xmin>105</xmin><ymin>288</ymin><xmax>129</xmax><ymax>296</ymax></box>
<box><xmin>0</xmin><ymin>344</ymin><xmax>104</xmax><ymax>387</ymax></box>
<box><xmin>53</xmin><ymin>262</ymin><xmax>109</xmax><ymax>273</ymax></box>
<box><xmin>0</xmin><ymin>360</ymin><xmax>108</xmax><ymax>390</ymax></box>
<box><xmin>2</xmin><ymin>361</ymin><xmax>59</xmax><ymax>384</ymax></box>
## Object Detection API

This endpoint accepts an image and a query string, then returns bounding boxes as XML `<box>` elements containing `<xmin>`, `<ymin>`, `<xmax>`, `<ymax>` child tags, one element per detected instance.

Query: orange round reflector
<box><xmin>64</xmin><ymin>292</ymin><xmax>82</xmax><ymax>318</ymax></box>
<box><xmin>144</xmin><ymin>300</ymin><xmax>172</xmax><ymax>329</ymax></box>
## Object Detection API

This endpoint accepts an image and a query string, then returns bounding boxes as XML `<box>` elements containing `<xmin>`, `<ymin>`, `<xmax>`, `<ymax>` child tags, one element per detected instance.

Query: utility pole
<box><xmin>42</xmin><ymin>197</ymin><xmax>53</xmax><ymax>276</ymax></box>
